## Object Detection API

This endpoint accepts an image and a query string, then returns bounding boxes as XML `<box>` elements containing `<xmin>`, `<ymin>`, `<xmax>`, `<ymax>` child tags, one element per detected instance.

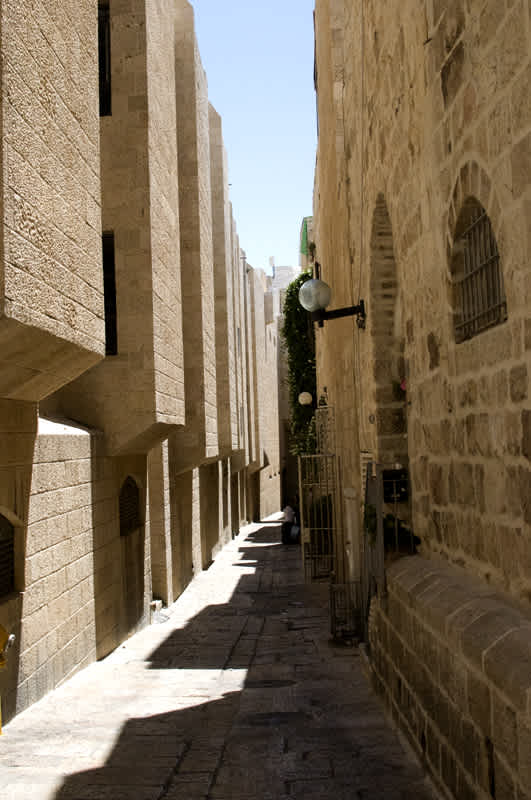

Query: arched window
<box><xmin>119</xmin><ymin>477</ymin><xmax>141</xmax><ymax>537</ymax></box>
<box><xmin>451</xmin><ymin>198</ymin><xmax>507</xmax><ymax>343</ymax></box>
<box><xmin>0</xmin><ymin>514</ymin><xmax>15</xmax><ymax>599</ymax></box>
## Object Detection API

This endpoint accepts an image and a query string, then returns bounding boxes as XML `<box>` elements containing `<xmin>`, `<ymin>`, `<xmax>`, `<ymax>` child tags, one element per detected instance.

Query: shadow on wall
<box><xmin>91</xmin><ymin>435</ymin><xmax>147</xmax><ymax>660</ymax></box>
<box><xmin>0</xmin><ymin>401</ymin><xmax>37</xmax><ymax>726</ymax></box>
<box><xmin>168</xmin><ymin>465</ymin><xmax>195</xmax><ymax>600</ymax></box>
<box><xmin>200</xmin><ymin>462</ymin><xmax>220</xmax><ymax>568</ymax></box>
<box><xmin>247</xmin><ymin>472</ymin><xmax>260</xmax><ymax>523</ymax></box>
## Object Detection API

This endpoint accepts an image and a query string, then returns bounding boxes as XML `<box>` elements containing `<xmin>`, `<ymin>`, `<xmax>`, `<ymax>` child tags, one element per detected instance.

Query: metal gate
<box><xmin>298</xmin><ymin>453</ymin><xmax>341</xmax><ymax>582</ymax></box>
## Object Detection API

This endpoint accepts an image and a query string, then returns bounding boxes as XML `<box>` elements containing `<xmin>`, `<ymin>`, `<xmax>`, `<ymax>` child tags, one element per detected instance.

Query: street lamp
<box><xmin>298</xmin><ymin>270</ymin><xmax>366</xmax><ymax>329</ymax></box>
<box><xmin>298</xmin><ymin>391</ymin><xmax>313</xmax><ymax>406</ymax></box>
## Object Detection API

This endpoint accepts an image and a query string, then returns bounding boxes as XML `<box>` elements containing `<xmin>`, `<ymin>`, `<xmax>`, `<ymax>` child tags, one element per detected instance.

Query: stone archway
<box><xmin>369</xmin><ymin>195</ymin><xmax>408</xmax><ymax>470</ymax></box>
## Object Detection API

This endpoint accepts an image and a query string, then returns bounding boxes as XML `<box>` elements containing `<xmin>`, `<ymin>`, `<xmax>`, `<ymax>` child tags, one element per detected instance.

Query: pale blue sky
<box><xmin>192</xmin><ymin>0</ymin><xmax>317</xmax><ymax>274</ymax></box>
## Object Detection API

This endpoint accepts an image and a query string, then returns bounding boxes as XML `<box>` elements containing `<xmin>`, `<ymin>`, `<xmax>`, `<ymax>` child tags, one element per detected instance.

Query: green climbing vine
<box><xmin>280</xmin><ymin>271</ymin><xmax>317</xmax><ymax>455</ymax></box>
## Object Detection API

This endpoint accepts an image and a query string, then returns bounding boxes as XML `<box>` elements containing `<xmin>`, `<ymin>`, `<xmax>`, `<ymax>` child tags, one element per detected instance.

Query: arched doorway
<box><xmin>369</xmin><ymin>195</ymin><xmax>412</xmax><ymax>553</ymax></box>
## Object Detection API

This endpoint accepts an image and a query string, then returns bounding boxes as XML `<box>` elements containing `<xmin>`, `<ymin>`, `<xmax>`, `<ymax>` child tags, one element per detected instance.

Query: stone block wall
<box><xmin>167</xmin><ymin>465</ymin><xmax>196</xmax><ymax>599</ymax></box>
<box><xmin>18</xmin><ymin>423</ymin><xmax>97</xmax><ymax>717</ymax></box>
<box><xmin>314</xmin><ymin>0</ymin><xmax>531</xmax><ymax>600</ymax></box>
<box><xmin>312</xmin><ymin>0</ymin><xmax>362</xmax><ymax>497</ymax></box>
<box><xmin>314</xmin><ymin>4</ymin><xmax>531</xmax><ymax>795</ymax></box>
<box><xmin>232</xmin><ymin>225</ymin><xmax>248</xmax><ymax>456</ymax></box>
<box><xmin>253</xmin><ymin>272</ymin><xmax>281</xmax><ymax>518</ymax></box>
<box><xmin>148</xmin><ymin>441</ymin><xmax>173</xmax><ymax>605</ymax></box>
<box><xmin>0</xmin><ymin>399</ymin><xmax>37</xmax><ymax>721</ymax></box>
<box><xmin>210</xmin><ymin>106</ymin><xmax>237</xmax><ymax>456</ymax></box>
<box><xmin>199</xmin><ymin>462</ymin><xmax>221</xmax><ymax>568</ymax></box>
<box><xmin>0</xmin><ymin>419</ymin><xmax>152</xmax><ymax>724</ymax></box>
<box><xmin>44</xmin><ymin>0</ymin><xmax>184</xmax><ymax>455</ymax></box>
<box><xmin>145</xmin><ymin>0</ymin><xmax>185</xmax><ymax>431</ymax></box>
<box><xmin>0</xmin><ymin>0</ymin><xmax>104</xmax><ymax>401</ymax></box>
<box><xmin>0</xmin><ymin>0</ymin><xmax>282</xmax><ymax>729</ymax></box>
<box><xmin>369</xmin><ymin>556</ymin><xmax>531</xmax><ymax>800</ymax></box>
<box><xmin>172</xmin><ymin>0</ymin><xmax>218</xmax><ymax>473</ymax></box>
<box><xmin>245</xmin><ymin>263</ymin><xmax>260</xmax><ymax>469</ymax></box>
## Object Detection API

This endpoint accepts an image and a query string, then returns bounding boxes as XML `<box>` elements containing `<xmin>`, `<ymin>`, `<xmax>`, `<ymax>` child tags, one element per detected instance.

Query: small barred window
<box><xmin>119</xmin><ymin>477</ymin><xmax>141</xmax><ymax>537</ymax></box>
<box><xmin>451</xmin><ymin>198</ymin><xmax>507</xmax><ymax>343</ymax></box>
<box><xmin>0</xmin><ymin>515</ymin><xmax>15</xmax><ymax>599</ymax></box>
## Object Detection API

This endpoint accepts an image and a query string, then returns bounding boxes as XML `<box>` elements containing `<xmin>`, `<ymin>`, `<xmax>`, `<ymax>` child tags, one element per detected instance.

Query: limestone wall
<box><xmin>245</xmin><ymin>263</ymin><xmax>260</xmax><ymax>470</ymax></box>
<box><xmin>370</xmin><ymin>556</ymin><xmax>531</xmax><ymax>800</ymax></box>
<box><xmin>0</xmin><ymin>400</ymin><xmax>37</xmax><ymax>721</ymax></box>
<box><xmin>253</xmin><ymin>272</ymin><xmax>281</xmax><ymax>518</ymax></box>
<box><xmin>233</xmin><ymin>234</ymin><xmax>250</xmax><ymax>459</ymax></box>
<box><xmin>0</xmin><ymin>1</ymin><xmax>104</xmax><ymax>401</ymax></box>
<box><xmin>229</xmin><ymin>218</ymin><xmax>242</xmax><ymax>452</ymax></box>
<box><xmin>0</xmin><ymin>420</ymin><xmax>150</xmax><ymax>722</ymax></box>
<box><xmin>313</xmin><ymin>0</ymin><xmax>361</xmax><ymax>499</ymax></box>
<box><xmin>210</xmin><ymin>106</ymin><xmax>237</xmax><ymax>456</ymax></box>
<box><xmin>172</xmin><ymin>0</ymin><xmax>218</xmax><ymax>472</ymax></box>
<box><xmin>315</xmin><ymin>0</ymin><xmax>531</xmax><ymax>601</ymax></box>
<box><xmin>145</xmin><ymin>0</ymin><xmax>185</xmax><ymax>431</ymax></box>
<box><xmin>0</xmin><ymin>0</ymin><xmax>281</xmax><ymax>729</ymax></box>
<box><xmin>43</xmin><ymin>0</ymin><xmax>184</xmax><ymax>455</ymax></box>
<box><xmin>314</xmin><ymin>2</ymin><xmax>531</xmax><ymax>796</ymax></box>
<box><xmin>148</xmin><ymin>441</ymin><xmax>173</xmax><ymax>605</ymax></box>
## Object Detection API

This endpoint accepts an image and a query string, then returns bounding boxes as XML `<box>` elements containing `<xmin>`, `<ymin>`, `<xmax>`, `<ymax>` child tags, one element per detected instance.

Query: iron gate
<box><xmin>298</xmin><ymin>453</ymin><xmax>341</xmax><ymax>582</ymax></box>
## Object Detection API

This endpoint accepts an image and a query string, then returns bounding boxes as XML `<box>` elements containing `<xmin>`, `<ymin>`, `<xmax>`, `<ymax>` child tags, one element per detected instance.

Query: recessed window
<box><xmin>0</xmin><ymin>515</ymin><xmax>15</xmax><ymax>599</ymax></box>
<box><xmin>98</xmin><ymin>1</ymin><xmax>111</xmax><ymax>116</ymax></box>
<box><xmin>102</xmin><ymin>232</ymin><xmax>118</xmax><ymax>355</ymax></box>
<box><xmin>119</xmin><ymin>477</ymin><xmax>141</xmax><ymax>537</ymax></box>
<box><xmin>451</xmin><ymin>198</ymin><xmax>507</xmax><ymax>343</ymax></box>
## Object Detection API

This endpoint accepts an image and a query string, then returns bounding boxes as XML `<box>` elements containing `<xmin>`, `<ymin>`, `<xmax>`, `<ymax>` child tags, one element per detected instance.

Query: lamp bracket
<box><xmin>311</xmin><ymin>299</ymin><xmax>366</xmax><ymax>329</ymax></box>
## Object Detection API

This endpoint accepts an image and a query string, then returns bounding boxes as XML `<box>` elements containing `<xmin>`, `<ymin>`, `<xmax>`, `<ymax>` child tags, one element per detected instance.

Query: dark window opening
<box><xmin>0</xmin><ymin>515</ymin><xmax>15</xmax><ymax>599</ymax></box>
<box><xmin>102</xmin><ymin>231</ymin><xmax>118</xmax><ymax>355</ymax></box>
<box><xmin>98</xmin><ymin>1</ymin><xmax>111</xmax><ymax>116</ymax></box>
<box><xmin>382</xmin><ymin>468</ymin><xmax>409</xmax><ymax>504</ymax></box>
<box><xmin>119</xmin><ymin>477</ymin><xmax>141</xmax><ymax>537</ymax></box>
<box><xmin>452</xmin><ymin>199</ymin><xmax>507</xmax><ymax>343</ymax></box>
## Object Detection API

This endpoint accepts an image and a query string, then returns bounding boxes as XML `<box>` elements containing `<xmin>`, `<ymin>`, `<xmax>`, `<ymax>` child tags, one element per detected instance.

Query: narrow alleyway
<box><xmin>2</xmin><ymin>519</ymin><xmax>437</xmax><ymax>800</ymax></box>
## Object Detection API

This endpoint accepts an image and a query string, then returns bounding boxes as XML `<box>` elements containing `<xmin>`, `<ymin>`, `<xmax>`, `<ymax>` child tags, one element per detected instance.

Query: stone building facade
<box><xmin>0</xmin><ymin>0</ymin><xmax>280</xmax><ymax>726</ymax></box>
<box><xmin>314</xmin><ymin>1</ymin><xmax>531</xmax><ymax>798</ymax></box>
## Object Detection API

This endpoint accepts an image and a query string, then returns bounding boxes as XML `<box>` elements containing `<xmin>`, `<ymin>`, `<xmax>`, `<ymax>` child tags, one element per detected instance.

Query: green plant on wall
<box><xmin>281</xmin><ymin>270</ymin><xmax>317</xmax><ymax>455</ymax></box>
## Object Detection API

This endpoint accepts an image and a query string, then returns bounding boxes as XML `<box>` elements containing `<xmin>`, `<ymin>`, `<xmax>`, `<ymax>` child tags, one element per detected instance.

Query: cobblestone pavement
<box><xmin>1</xmin><ymin>520</ymin><xmax>439</xmax><ymax>800</ymax></box>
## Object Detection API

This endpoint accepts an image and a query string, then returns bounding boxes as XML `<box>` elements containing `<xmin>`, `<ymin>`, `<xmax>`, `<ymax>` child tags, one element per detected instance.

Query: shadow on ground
<box><xmin>52</xmin><ymin>523</ymin><xmax>434</xmax><ymax>800</ymax></box>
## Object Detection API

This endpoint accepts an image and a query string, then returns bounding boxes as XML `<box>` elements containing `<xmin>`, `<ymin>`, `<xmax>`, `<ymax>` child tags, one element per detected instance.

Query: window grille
<box><xmin>0</xmin><ymin>515</ymin><xmax>15</xmax><ymax>599</ymax></box>
<box><xmin>102</xmin><ymin>232</ymin><xmax>118</xmax><ymax>355</ymax></box>
<box><xmin>382</xmin><ymin>468</ymin><xmax>409</xmax><ymax>504</ymax></box>
<box><xmin>453</xmin><ymin>201</ymin><xmax>507</xmax><ymax>343</ymax></box>
<box><xmin>98</xmin><ymin>1</ymin><xmax>111</xmax><ymax>116</ymax></box>
<box><xmin>120</xmin><ymin>477</ymin><xmax>141</xmax><ymax>537</ymax></box>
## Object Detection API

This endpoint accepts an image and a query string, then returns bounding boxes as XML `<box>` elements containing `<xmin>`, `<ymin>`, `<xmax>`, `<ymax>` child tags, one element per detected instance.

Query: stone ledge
<box><xmin>387</xmin><ymin>556</ymin><xmax>531</xmax><ymax>712</ymax></box>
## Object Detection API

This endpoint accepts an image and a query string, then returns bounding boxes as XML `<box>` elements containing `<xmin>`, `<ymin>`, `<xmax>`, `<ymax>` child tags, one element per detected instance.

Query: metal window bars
<box><xmin>454</xmin><ymin>206</ymin><xmax>507</xmax><ymax>343</ymax></box>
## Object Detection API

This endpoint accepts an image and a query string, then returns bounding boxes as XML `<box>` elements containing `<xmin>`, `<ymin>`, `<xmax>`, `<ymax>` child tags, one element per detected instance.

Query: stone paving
<box><xmin>1</xmin><ymin>519</ymin><xmax>439</xmax><ymax>799</ymax></box>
